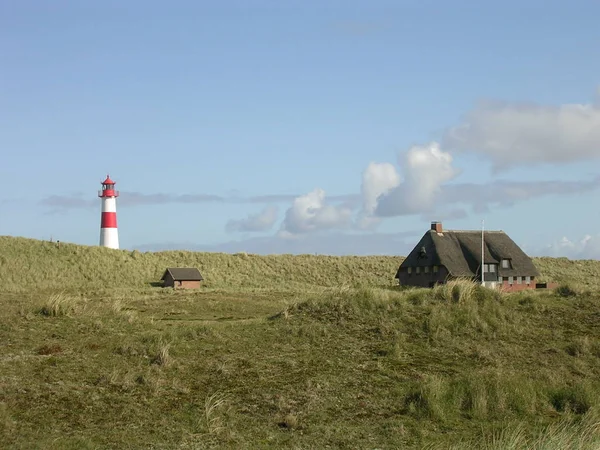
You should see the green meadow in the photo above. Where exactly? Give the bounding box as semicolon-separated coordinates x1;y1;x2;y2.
1;235;600;449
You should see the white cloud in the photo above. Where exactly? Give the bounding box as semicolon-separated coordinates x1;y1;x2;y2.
444;99;600;170
536;234;600;260
359;140;600;219
374;142;459;217
361;162;401;214
225;206;279;233
357;162;401;229
280;188;354;236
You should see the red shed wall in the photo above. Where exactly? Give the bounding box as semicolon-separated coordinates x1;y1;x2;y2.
177;280;201;289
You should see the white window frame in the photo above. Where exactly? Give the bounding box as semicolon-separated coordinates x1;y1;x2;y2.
517;276;522;284
416;267;421;274
424;266;430;273
433;265;439;273
508;276;513;284
502;259;510;269
525;276;531;285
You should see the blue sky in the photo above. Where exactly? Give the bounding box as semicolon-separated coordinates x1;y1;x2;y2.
2;0;600;257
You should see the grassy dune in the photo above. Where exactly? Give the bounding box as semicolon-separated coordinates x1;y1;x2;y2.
0;236;400;292
3;236;600;292
1;236;600;448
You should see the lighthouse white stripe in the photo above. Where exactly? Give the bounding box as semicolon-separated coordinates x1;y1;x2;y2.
101;197;117;213
100;228;119;249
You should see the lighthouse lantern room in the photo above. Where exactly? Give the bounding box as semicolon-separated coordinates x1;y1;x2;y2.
98;174;120;249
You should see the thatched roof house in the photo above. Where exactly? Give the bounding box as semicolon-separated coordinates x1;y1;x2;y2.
396;221;540;292
161;268;204;289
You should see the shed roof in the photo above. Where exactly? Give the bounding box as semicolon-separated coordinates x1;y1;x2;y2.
161;267;204;281
397;228;540;278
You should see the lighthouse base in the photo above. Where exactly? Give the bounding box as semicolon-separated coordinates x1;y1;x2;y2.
100;228;120;249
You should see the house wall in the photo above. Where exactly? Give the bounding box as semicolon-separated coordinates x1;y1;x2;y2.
498;278;536;293
399;266;548;292
398;266;450;288
163;273;175;288
498;280;559;292
177;280;201;289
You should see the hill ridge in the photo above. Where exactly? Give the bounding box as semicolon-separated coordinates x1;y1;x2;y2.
1;235;598;292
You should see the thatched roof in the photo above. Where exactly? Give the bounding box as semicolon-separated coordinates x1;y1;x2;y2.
161;267;204;281
396;228;540;278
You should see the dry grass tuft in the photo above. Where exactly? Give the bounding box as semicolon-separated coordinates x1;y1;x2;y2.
203;391;230;435
150;341;172;367
435;407;600;449
431;278;497;304
37;293;83;317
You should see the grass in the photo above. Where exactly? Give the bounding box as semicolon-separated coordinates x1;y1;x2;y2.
1;236;600;448
0;236;400;293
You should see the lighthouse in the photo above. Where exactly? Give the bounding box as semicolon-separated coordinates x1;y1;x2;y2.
98;174;120;249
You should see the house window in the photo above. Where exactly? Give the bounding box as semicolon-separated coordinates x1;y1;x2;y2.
489;264;497;273
433;265;439;273
508;276;513;284
424;266;430;273
416;267;421;274
407;267;412;274
483;264;489;273
498;276;503;283
502;259;510;269
517;276;522;284
525;276;531;285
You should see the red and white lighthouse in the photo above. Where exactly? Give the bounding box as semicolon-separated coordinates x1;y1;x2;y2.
98;174;120;249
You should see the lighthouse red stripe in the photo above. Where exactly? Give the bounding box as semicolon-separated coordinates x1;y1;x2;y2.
101;212;117;228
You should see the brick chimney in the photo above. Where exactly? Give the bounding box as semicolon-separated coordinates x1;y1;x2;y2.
431;221;442;233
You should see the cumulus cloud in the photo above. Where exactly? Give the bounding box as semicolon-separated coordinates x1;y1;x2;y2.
534;234;600;260
374;142;459;217
444;99;600;170
361;162;401;214
357;162;401;229
360;141;600;219
279;188;354;236
225;206;278;233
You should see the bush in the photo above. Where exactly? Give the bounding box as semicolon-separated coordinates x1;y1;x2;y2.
549;386;592;414
556;284;578;298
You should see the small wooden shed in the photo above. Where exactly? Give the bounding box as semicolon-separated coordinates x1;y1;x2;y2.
161;268;204;289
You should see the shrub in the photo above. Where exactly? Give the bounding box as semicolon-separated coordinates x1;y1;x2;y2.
549;386;591;414
556;284;578;298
